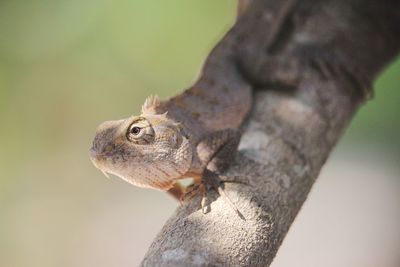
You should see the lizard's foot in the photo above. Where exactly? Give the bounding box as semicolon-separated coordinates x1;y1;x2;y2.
180;181;211;214
180;182;200;202
203;170;246;219
182;170;246;219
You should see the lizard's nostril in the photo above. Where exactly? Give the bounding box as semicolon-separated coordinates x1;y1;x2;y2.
103;144;114;154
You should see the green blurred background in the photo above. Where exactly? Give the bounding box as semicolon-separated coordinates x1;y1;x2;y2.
0;1;399;267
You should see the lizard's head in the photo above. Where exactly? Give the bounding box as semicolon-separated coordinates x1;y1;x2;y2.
89;96;192;190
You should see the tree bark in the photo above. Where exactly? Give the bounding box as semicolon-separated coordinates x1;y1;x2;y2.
141;0;400;266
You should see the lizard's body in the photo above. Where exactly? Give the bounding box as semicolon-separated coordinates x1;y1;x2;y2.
157;82;252;169
90;0;296;212
90;86;251;207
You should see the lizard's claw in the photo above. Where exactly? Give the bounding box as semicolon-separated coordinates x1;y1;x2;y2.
181;180;211;213
183;170;246;219
180;183;199;202
201;186;211;214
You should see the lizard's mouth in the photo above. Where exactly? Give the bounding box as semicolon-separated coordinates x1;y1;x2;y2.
89;147;111;178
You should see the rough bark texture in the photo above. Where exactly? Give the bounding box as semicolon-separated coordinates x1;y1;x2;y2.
141;0;400;266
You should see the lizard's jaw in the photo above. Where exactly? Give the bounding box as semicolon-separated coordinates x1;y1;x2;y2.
90;152;178;191
90;145;133;183
89;147;112;179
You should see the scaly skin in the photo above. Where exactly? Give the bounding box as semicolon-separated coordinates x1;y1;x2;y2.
90;94;248;211
89;0;297;213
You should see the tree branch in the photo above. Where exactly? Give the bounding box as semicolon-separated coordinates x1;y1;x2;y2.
141;0;400;266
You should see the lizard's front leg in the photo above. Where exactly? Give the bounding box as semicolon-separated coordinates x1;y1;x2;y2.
195;129;244;216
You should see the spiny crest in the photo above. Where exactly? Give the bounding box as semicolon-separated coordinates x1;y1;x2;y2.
141;94;182;130
141;95;161;115
144;111;182;132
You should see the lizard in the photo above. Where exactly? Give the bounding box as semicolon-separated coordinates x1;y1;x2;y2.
89;0;297;214
90;94;247;214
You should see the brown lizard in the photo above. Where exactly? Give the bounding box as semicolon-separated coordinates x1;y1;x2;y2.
89;0;296;214
90;94;248;214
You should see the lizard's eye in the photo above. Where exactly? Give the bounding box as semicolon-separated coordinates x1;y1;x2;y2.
127;124;145;140
127;119;154;144
130;126;142;135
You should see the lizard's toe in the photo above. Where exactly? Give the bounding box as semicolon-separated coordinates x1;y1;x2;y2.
182;181;212;214
180;183;200;202
201;186;211;214
181;170;245;219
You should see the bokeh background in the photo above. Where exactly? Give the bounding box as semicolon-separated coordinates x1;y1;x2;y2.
0;1;399;266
